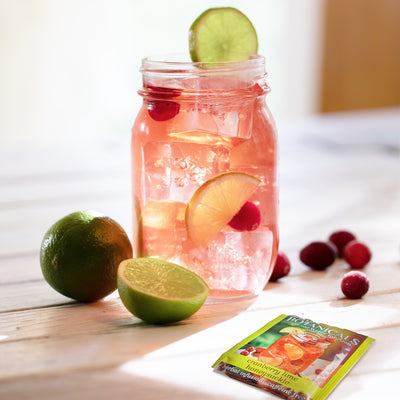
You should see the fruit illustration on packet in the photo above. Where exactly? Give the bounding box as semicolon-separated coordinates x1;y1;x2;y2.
213;315;375;400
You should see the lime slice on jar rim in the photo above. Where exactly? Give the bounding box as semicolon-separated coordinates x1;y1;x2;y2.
189;7;258;63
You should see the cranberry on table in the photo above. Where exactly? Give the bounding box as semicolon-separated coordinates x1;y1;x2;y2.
299;241;336;270
343;240;372;269
270;252;291;281
341;271;370;299
328;230;356;257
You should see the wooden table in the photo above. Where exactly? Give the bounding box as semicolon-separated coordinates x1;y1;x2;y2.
1;108;399;399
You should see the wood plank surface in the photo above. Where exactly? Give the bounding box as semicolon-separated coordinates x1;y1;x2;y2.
0;109;399;399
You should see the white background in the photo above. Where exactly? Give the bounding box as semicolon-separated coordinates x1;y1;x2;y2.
0;0;324;145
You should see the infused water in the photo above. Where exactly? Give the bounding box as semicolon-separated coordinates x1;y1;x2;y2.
131;55;278;302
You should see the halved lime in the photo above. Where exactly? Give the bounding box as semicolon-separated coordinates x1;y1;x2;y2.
117;258;209;324
189;7;258;63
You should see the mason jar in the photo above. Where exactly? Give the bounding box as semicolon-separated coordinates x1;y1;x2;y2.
131;54;278;303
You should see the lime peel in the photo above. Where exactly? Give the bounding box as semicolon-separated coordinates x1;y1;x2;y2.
40;210;133;302
117;258;209;324
185;172;260;247
189;7;258;63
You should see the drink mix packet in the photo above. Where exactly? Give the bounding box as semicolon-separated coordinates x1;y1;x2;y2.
212;314;375;400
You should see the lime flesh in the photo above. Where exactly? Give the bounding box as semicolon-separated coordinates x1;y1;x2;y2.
189;7;258;63
117;258;209;324
185;172;260;247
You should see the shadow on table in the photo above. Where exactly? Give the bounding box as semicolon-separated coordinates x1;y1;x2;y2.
0;366;251;400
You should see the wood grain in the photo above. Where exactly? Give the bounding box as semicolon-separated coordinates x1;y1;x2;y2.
0;110;399;399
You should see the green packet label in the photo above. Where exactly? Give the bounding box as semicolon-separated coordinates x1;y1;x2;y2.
212;315;375;400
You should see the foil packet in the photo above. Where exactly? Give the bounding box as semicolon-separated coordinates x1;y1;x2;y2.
212;314;375;400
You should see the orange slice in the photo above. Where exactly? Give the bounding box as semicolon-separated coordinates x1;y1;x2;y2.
258;356;283;367
284;343;304;360
185;172;260;247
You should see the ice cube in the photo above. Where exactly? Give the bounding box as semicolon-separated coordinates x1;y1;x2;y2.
143;138;231;202
209;101;253;139
168;141;231;202
167;103;218;135
141;199;185;229
181;229;274;291
140;200;187;259
143;142;172;200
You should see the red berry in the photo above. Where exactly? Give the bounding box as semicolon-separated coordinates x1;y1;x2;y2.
343;240;371;269
299;241;336;270
145;85;182;121
228;201;261;231
246;347;256;352
315;368;323;374
270;252;291;281
240;350;249;356
328;230;356;257
341;271;369;299
147;100;180;121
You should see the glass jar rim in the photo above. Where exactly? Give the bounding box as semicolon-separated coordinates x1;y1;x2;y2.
141;53;265;75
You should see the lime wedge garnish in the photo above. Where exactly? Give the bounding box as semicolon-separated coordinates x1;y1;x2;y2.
117;258;209;324
185;172;260;247
189;7;258;63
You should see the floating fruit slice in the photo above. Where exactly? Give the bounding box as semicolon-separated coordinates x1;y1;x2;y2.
185;172;260;247
117;258;209;324
284;343;304;360
189;7;258;63
279;327;305;335
258;356;283;367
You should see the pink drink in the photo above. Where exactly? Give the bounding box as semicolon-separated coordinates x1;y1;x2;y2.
131;55;278;303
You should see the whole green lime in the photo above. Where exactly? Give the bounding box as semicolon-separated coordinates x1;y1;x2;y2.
40;210;133;302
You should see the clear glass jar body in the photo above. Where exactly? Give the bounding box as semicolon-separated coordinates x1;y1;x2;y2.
131;55;278;303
